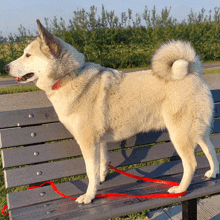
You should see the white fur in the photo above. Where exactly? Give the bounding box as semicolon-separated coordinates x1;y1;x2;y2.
172;59;189;80
6;21;219;204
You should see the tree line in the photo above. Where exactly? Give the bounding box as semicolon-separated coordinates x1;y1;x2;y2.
1;5;220;74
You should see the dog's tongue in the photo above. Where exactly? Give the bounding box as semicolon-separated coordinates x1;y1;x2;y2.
16;76;25;82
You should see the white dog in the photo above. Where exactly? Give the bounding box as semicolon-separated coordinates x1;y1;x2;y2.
4;19;219;204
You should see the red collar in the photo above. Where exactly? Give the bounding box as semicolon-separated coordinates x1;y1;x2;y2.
52;77;67;90
52;65;85;90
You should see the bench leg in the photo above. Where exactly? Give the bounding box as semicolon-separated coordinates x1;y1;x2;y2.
182;199;197;220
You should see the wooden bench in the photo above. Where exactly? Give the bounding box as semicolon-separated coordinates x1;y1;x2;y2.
1;89;220;220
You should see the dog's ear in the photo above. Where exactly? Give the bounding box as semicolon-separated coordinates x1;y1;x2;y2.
36;19;61;58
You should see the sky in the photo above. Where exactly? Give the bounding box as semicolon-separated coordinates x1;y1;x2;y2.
0;0;220;37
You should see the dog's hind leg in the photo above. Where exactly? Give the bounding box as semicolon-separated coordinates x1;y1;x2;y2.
165;121;197;193
76;144;101;204
198;134;219;178
168;135;197;194
100;142;110;183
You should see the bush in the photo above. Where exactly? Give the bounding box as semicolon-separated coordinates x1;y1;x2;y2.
1;5;220;73
0;41;28;75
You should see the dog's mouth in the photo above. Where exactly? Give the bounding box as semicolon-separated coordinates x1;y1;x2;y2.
15;73;35;82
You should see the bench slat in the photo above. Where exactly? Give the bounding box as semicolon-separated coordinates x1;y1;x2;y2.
1;118;219;149
212;89;220;102
0;122;73;148
1;140;121;168
125;117;219;146
10;172;220;220
214;103;220;117
4;157;86;188
1;140;80;168
125;130;170;147
4;135;220;188
0;107;58;128
214;118;220;133
7;153;220;211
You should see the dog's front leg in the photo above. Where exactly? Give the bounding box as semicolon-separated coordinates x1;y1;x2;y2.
76;144;100;204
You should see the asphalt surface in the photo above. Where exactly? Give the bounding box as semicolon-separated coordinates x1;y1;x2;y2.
0;64;219;112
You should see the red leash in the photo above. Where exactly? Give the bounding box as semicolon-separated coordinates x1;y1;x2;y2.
1;164;187;216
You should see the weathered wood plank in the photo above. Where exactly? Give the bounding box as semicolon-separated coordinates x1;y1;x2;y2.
1;140;80;168
214;103;220;117
4;157;86;188
0;122;73;148
213;118;220;133
0;107;58;128
211;89;220;102
1;141;122;168
125;130;170;147
1;117;219;150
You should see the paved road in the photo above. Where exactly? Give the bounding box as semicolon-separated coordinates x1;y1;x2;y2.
202;62;220;68
0;62;220;88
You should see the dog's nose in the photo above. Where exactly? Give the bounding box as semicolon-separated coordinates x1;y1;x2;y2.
3;65;10;74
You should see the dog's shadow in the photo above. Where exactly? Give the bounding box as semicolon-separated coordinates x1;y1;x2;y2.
109;130;181;180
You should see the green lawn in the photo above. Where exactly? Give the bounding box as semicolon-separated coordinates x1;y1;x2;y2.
203;67;220;74
0;85;40;95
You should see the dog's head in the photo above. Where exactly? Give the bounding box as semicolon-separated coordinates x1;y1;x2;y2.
4;20;85;91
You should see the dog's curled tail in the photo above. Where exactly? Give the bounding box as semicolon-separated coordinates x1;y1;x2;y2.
151;40;202;81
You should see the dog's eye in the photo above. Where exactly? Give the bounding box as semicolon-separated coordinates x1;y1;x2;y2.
26;53;31;57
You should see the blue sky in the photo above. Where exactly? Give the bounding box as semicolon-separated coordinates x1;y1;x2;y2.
0;0;220;37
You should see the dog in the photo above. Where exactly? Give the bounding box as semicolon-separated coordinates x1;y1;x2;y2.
4;19;219;204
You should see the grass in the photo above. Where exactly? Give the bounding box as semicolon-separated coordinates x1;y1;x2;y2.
0;85;40;95
203;67;220;74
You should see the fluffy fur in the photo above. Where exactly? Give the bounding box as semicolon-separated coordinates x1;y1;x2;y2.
4;20;219;204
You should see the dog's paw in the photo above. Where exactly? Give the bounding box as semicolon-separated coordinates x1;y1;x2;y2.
76;193;95;204
168;186;184;194
204;169;219;179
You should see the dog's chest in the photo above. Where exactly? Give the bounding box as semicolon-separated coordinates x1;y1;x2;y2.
48;92;75;117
